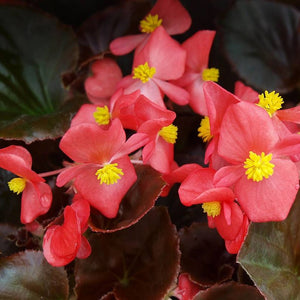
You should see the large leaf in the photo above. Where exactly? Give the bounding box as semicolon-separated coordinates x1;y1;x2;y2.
89;164;165;232
220;0;300;93
238;191;300;299
179;222;236;287
0;5;85;142
194;282;264;300
75;207;180;300
0;250;69;300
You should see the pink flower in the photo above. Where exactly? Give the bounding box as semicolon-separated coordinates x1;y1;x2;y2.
109;0;191;55
174;30;219;116
214;101;300;222
198;81;240;169
43;194;91;267
84;58;123;105
71;89;141;130
117;26;189;107
135;96;178;173
179;167;245;253
56;119;148;218
0;145;52;224
174;273;201;300
161;163;203;197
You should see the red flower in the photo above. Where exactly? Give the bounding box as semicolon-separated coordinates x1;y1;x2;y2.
199;81;240;170
135;96;178;173
174;30;219;116
179;167;246;253
71;89;141;130
109;0;191;55
84;58;123;105
43;194;91;267
214;101;300;222
117;26;189;107
0;146;52;224
57;119;148;218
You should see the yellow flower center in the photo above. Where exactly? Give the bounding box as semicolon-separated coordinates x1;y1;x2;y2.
93;105;111;125
257;91;283;117
8;177;26;194
198;116;213;142
202;68;219;82
202;201;221;217
95;163;124;185
159;124;178;144
140;14;163;33
244;151;274;182
132;62;156;83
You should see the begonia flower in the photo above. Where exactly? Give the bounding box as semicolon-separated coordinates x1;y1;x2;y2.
56;119;149;218
160;163;203;197
43;194;91;267
135;96;178;173
179;167;245;253
71;89;140;130
174;30;219;116
0;145;52;224
174;273;201;300
109;0;191;55
198;81;240;169
214;101;300;222
84;58;123;105
235;81;300;137
117;26;189;107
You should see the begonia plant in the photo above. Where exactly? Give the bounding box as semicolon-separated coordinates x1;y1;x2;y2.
0;0;299;299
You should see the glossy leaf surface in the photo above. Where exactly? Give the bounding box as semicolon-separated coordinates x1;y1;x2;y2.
220;0;300;92
89;164;165;232
0;5;84;142
0;250;69;299
238;192;300;299
75;207;180;300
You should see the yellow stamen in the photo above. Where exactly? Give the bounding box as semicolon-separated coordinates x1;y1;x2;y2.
257;91;283;117
140;14;163;33
202;68;219;82
95;163;124;185
8;177;26;194
198;116;213;142
159;124;178;144
132;62;156;83
202;201;221;217
93;106;110;125
244;151;274;182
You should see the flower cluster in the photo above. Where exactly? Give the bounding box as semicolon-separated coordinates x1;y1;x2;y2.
0;0;299;270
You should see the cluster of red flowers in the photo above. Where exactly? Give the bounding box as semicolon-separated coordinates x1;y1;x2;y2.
0;0;299;277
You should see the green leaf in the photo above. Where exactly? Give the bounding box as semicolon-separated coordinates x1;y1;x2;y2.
0;250;69;300
0;5;85;142
89;164;165;232
220;0;300;92
75;207;180;300
238;191;300;299
194;282;264;300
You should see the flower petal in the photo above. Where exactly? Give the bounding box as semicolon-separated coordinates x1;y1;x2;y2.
182;30;216;72
151;0;191;35
74;156;136;218
235;159;299;222
59;119;126;164
218;101;279;164
21;181;52;224
133;26;186;81
109;34;146;56
153;78;190;105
